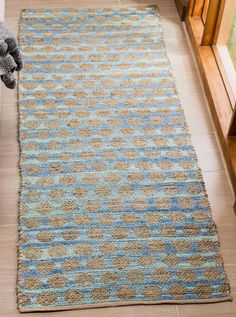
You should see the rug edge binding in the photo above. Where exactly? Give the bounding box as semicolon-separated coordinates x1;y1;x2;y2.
19;296;233;312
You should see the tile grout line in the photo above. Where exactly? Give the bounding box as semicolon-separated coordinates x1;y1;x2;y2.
176;304;180;317
225;264;236;266
0;223;18;228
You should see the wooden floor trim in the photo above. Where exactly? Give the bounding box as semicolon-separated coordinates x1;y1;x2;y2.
186;16;236;199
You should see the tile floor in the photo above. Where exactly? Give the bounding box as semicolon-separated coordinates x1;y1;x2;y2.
0;0;236;316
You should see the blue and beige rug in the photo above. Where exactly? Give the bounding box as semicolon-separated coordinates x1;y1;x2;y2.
18;5;231;312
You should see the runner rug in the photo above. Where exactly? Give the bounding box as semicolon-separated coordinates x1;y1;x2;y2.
17;5;231;312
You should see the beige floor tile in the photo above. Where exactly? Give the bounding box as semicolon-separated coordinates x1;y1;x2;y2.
188;130;225;173
191;133;220;152
0;140;18;156
210;198;235;214
196;149;224;172
0;128;18;140
162;17;186;39
6;0;120;17
1;84;17;106
120;0;175;7
120;0;177;18
164;38;190;57
185;113;214;133
190;134;225;174
215;218;236;265
202;171;234;200
0;179;19;224
0;104;17;125
175;85;209;115
3;17;19;35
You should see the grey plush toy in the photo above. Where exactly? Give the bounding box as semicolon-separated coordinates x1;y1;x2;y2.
0;22;23;89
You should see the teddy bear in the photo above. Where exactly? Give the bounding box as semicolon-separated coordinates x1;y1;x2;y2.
0;22;23;89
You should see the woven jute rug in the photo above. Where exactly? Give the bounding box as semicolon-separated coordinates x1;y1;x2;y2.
17;5;232;312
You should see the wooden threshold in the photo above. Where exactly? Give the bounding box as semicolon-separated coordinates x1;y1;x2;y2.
186;16;236;202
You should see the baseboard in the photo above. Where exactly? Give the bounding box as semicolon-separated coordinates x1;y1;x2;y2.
174;0;187;20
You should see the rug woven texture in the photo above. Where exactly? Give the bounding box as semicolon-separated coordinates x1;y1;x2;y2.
18;6;231;312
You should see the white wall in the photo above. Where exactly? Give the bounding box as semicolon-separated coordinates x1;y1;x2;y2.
0;0;5;21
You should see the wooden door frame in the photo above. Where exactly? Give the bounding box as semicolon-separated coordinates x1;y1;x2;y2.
185;0;236;208
214;0;236;135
